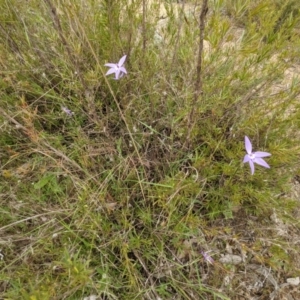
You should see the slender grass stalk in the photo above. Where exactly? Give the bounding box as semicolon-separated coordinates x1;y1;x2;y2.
185;0;208;149
142;0;147;52
171;1;186;72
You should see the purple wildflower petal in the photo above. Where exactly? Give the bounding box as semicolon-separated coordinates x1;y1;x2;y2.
243;135;271;174
254;151;271;158
249;160;255;175
104;63;117;68
253;158;270;169
104;55;127;80
243;154;250;163
106;68;116;76
201;251;214;264
62;107;74;116
115;69;121;80
118;55;127;67
119;66;127;74
244;136;252;155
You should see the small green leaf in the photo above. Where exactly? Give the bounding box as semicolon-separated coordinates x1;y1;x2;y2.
34;174;54;189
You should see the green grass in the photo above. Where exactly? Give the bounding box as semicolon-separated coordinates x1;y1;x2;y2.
1;0;300;299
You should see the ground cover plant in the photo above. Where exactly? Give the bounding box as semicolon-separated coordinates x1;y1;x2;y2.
1;0;300;299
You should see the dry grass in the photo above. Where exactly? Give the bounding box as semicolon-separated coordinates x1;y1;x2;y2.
1;0;300;299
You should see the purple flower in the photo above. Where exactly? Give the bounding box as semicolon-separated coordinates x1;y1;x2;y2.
201;251;214;264
104;55;127;80
62;107;74;116
243;136;271;175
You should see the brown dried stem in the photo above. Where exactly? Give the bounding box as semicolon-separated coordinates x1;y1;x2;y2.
142;0;147;52
185;0;208;150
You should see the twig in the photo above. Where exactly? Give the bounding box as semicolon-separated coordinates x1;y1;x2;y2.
142;0;147;52
171;0;186;68
185;0;208;149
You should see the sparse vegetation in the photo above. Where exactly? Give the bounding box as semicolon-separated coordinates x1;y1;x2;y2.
1;0;300;299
